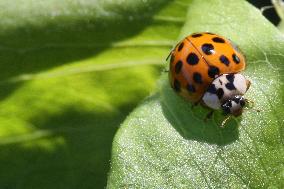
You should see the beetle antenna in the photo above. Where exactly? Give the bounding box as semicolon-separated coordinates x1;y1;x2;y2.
244;99;261;112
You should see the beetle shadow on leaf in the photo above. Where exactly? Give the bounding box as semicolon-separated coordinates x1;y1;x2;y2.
160;79;240;146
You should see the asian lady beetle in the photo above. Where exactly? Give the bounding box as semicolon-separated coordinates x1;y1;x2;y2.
168;32;250;119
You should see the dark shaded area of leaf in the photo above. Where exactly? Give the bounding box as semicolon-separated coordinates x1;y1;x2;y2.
0;103;135;188
0;0;170;99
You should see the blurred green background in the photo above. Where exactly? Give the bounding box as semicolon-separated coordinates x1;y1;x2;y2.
0;0;280;189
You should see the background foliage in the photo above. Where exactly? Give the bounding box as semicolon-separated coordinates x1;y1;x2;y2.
0;0;175;188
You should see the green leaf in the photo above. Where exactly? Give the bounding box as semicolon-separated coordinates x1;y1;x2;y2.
108;0;284;188
0;0;188;188
278;21;284;32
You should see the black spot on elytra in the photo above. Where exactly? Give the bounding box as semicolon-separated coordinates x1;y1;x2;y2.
173;79;181;92
225;82;236;90
232;53;240;64
219;79;223;85
207;84;217;94
202;43;214;55
187;53;199;65
193;72;203;84
216;88;224;99
178;42;184;51
212;37;225;43
220;55;230;66
191;33;203;38
187;84;196;93
175;61;183;74
208;66;220;78
226;74;235;83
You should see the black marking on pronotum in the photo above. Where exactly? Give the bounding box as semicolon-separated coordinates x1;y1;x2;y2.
201;43;215;55
225;82;236;90
175;60;183;74
216;88;224;99
187;53;199;65
207;84;217;94
219;79;223;85
226;74;235;83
